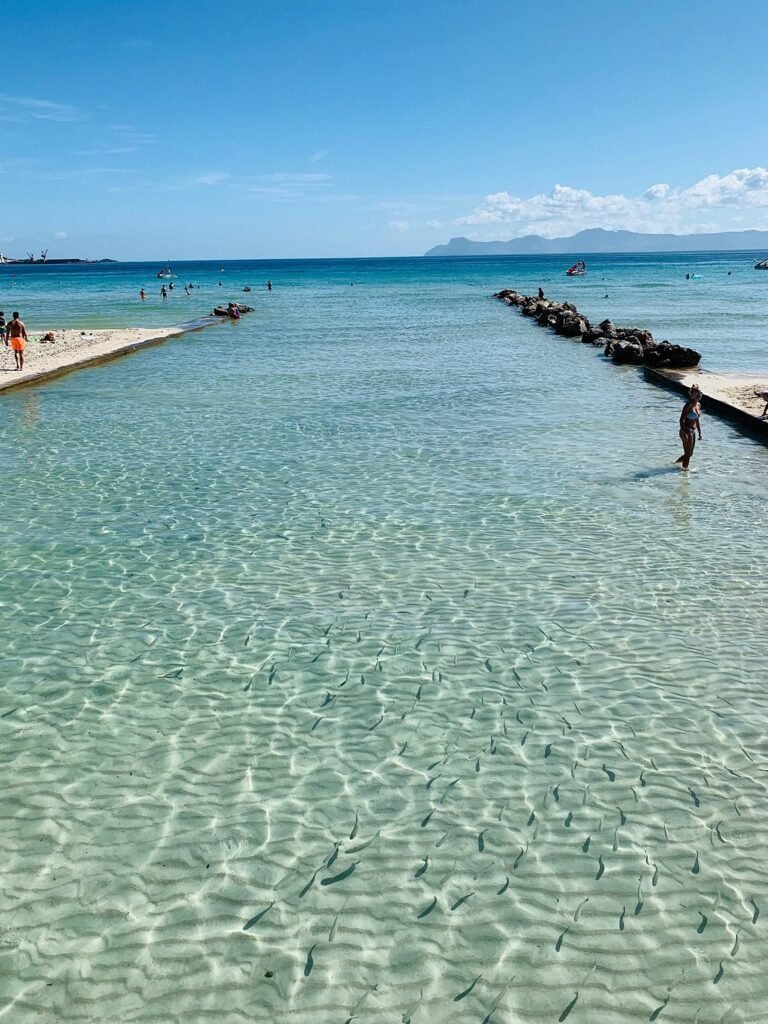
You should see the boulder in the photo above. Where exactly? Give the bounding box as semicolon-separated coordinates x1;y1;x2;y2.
582;328;605;346
644;342;701;369
213;302;253;316
610;340;645;364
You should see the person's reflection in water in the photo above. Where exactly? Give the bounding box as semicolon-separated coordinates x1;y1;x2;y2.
21;392;40;429
670;474;692;528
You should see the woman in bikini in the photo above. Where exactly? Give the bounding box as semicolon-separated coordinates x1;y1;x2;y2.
676;385;702;469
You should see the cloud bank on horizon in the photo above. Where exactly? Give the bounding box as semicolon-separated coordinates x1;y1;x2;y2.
456;168;768;239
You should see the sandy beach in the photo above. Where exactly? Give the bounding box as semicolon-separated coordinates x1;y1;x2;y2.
660;368;768;421
0;324;198;392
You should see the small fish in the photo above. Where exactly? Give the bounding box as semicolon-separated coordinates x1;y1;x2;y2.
652;863;659;887
573;897;589;922
243;902;274;931
304;944;315;977
475;757;481;773
329;909;344;937
596;855;605;880
555;927;569;952
485;659;493;673
564;812;573;828
348;831;380;854
311;718;322;733
749;896;760;923
582;836;590;854
451;891;475;911
558;992;578;1022
634;899;643;916
368;715;383;731
713;961;724;984
618;808;627;826
469;706;476;719
714;821;727;844
415;856;429;878
0;707;18;719
649;995;669;1021
497;876;509;895
513;845;527;870
489;736;497;755
731;929;741;957
688;787;700;808
417;896;437;919
692;852;700;875
697;912;707;934
454;974;481;1002
639;770;646;787
544;744;553;758
478;829;488;852
618;906;626;931
602;764;615;782
320;692;334;708
350;812;359;840
299;869;319;897
398;741;408;756
427;758;443;771
421;809;435;828
612;829;619;853
321;862;358;887
416;685;422;701
426;774;441;790
552;785;560;802
435;829;451;848
527;810;536;827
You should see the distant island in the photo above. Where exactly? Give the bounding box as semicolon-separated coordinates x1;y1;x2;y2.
424;228;768;257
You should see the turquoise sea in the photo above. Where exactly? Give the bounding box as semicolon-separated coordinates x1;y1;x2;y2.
1;253;768;1023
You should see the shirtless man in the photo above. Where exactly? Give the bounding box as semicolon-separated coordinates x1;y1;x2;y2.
7;311;27;371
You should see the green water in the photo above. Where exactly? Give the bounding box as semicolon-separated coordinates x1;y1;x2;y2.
1;257;767;1022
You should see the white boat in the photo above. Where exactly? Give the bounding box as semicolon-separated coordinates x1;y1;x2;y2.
157;267;174;279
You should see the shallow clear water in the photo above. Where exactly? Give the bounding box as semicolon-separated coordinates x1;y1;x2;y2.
1;257;768;1022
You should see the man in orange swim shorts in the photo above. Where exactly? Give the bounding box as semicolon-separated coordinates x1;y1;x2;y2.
7;311;28;371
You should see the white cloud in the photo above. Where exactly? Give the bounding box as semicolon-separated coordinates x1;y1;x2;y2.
0;93;83;123
457;168;768;237
192;172;231;186
53;231;67;239
388;220;410;233
308;149;328;163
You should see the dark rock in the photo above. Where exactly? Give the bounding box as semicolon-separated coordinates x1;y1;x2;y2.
582;328;605;345
213;303;253;316
644;342;701;369
610;340;645;364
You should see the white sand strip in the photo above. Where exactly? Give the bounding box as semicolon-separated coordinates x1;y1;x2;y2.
645;367;768;429
0;320;219;393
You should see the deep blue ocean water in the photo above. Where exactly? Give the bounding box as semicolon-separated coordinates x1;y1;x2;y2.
1;253;767;1022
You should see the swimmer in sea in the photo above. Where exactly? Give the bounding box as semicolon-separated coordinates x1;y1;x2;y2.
675;385;703;469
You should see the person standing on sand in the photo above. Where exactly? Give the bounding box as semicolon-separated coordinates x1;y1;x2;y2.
0;311;6;345
7;312;28;371
676;385;703;469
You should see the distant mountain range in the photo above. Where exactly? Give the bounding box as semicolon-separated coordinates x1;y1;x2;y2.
424;228;768;257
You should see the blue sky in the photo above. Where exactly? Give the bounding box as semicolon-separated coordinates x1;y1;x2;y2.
2;0;768;259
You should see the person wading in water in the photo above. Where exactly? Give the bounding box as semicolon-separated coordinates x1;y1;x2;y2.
676;384;703;469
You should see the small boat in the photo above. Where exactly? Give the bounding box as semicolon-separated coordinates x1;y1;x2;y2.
754;259;768;270
157;267;174;279
566;260;587;276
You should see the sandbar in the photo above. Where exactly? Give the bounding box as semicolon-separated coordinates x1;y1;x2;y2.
0;320;217;393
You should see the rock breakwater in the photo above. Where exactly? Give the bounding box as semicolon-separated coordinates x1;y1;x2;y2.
493;289;701;369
